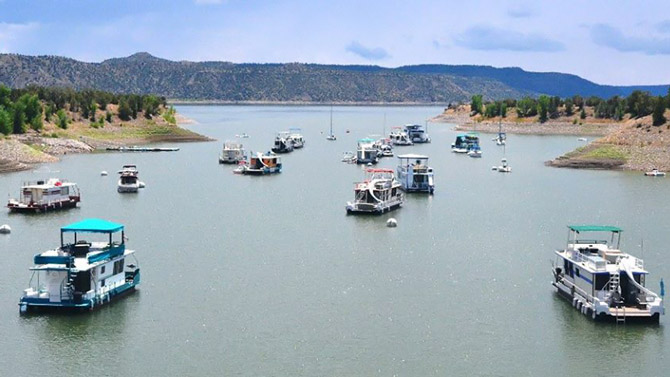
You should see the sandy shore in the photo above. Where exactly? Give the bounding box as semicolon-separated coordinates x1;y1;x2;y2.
431;113;620;136
0;114;211;174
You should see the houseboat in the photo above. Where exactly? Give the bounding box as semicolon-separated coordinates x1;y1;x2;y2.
552;225;664;323
219;141;246;164
271;131;294;153
346;169;404;214
405;124;431;143
117;165;142;193
396;154;434;194
452;133;479;153
289;128;305;148
356;138;380;165
234;152;282;175
8;178;81;213
18;218;140;314
389;127;413;146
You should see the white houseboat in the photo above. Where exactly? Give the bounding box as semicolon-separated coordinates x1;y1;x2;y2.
289;128;305;148
219;141;246;164
396;154;434;194
8;178;81;213
552;225;664;323
117;165;142;193
19;218;140;314
234;152;282;175
389;127;413;146
346;169;404;214
272;131;294;153
356;138;380;165
404;124;431;143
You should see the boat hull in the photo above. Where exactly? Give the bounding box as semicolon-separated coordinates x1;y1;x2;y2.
19;271;140;314
8;197;80;213
346;200;403;215
552;280;661;324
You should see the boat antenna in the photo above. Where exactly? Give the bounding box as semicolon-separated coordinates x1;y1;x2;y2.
383;112;386;136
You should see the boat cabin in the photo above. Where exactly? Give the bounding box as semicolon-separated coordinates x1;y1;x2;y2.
19;219;140;313
396;154;434;194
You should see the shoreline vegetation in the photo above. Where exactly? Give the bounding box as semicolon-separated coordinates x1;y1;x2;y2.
431;91;670;171
0;86;211;174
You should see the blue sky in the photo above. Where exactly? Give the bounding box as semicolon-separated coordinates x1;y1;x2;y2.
1;0;669;85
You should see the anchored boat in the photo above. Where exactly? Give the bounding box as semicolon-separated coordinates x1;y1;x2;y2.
18;219;140;314
389;127;413;146
289;128;305;149
271;131;294;154
404;124;431;143
219;141;246;164
452;133;479;153
117;165;142;193
396;154;434;194
234;152;282;175
552;225;664;323
644;168;666;177
356;138;380;165
8;178;80;213
346;169;404;214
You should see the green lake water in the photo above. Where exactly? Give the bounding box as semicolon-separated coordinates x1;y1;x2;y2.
0;105;668;376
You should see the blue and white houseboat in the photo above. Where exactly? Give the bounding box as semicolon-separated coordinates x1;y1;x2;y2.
552;225;664;323
404;124;431;143
396;154;434;194
451;133;479;153
356;138;380;165
19;219;140;314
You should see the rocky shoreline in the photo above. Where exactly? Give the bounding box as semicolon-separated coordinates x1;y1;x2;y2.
0;120;211;174
432;106;670;172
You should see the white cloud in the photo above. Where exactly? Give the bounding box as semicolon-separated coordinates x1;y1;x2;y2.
0;22;39;53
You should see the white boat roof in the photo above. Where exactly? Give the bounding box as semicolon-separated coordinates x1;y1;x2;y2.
23;179;76;189
397;154;429;159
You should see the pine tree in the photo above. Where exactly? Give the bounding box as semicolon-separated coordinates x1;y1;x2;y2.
652;96;666;126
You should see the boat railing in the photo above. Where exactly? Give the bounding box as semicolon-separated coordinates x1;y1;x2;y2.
569;250;600;270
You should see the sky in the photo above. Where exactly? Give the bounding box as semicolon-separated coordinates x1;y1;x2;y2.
0;0;669;86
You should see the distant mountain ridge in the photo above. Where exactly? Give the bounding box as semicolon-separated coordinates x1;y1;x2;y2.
0;52;667;102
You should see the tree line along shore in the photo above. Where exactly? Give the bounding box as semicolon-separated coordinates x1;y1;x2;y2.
431;91;670;171
0;85;210;173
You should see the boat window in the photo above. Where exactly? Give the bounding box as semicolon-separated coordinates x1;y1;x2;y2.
60;187;69;195
101;266;106;274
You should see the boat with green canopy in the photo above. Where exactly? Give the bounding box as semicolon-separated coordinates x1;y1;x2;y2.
19;218;140;314
551;225;664;323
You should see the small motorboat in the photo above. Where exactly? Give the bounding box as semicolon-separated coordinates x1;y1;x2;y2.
644;168;666;177
118;165;142;193
577;137;588;142
342;151;357;164
0;224;10;234
492;158;512;173
468;145;482;158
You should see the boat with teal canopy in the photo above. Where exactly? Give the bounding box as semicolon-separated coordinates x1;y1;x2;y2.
551;224;663;323
19;218;140;314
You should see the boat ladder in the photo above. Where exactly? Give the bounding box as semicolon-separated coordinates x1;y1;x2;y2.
608;273;620;293
614;306;626;324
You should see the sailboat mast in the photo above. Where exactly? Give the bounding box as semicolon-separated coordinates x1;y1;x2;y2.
330;105;333;135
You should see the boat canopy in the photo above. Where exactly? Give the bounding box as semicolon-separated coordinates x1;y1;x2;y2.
397;154;428;160
61;218;124;234
568;225;622;233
